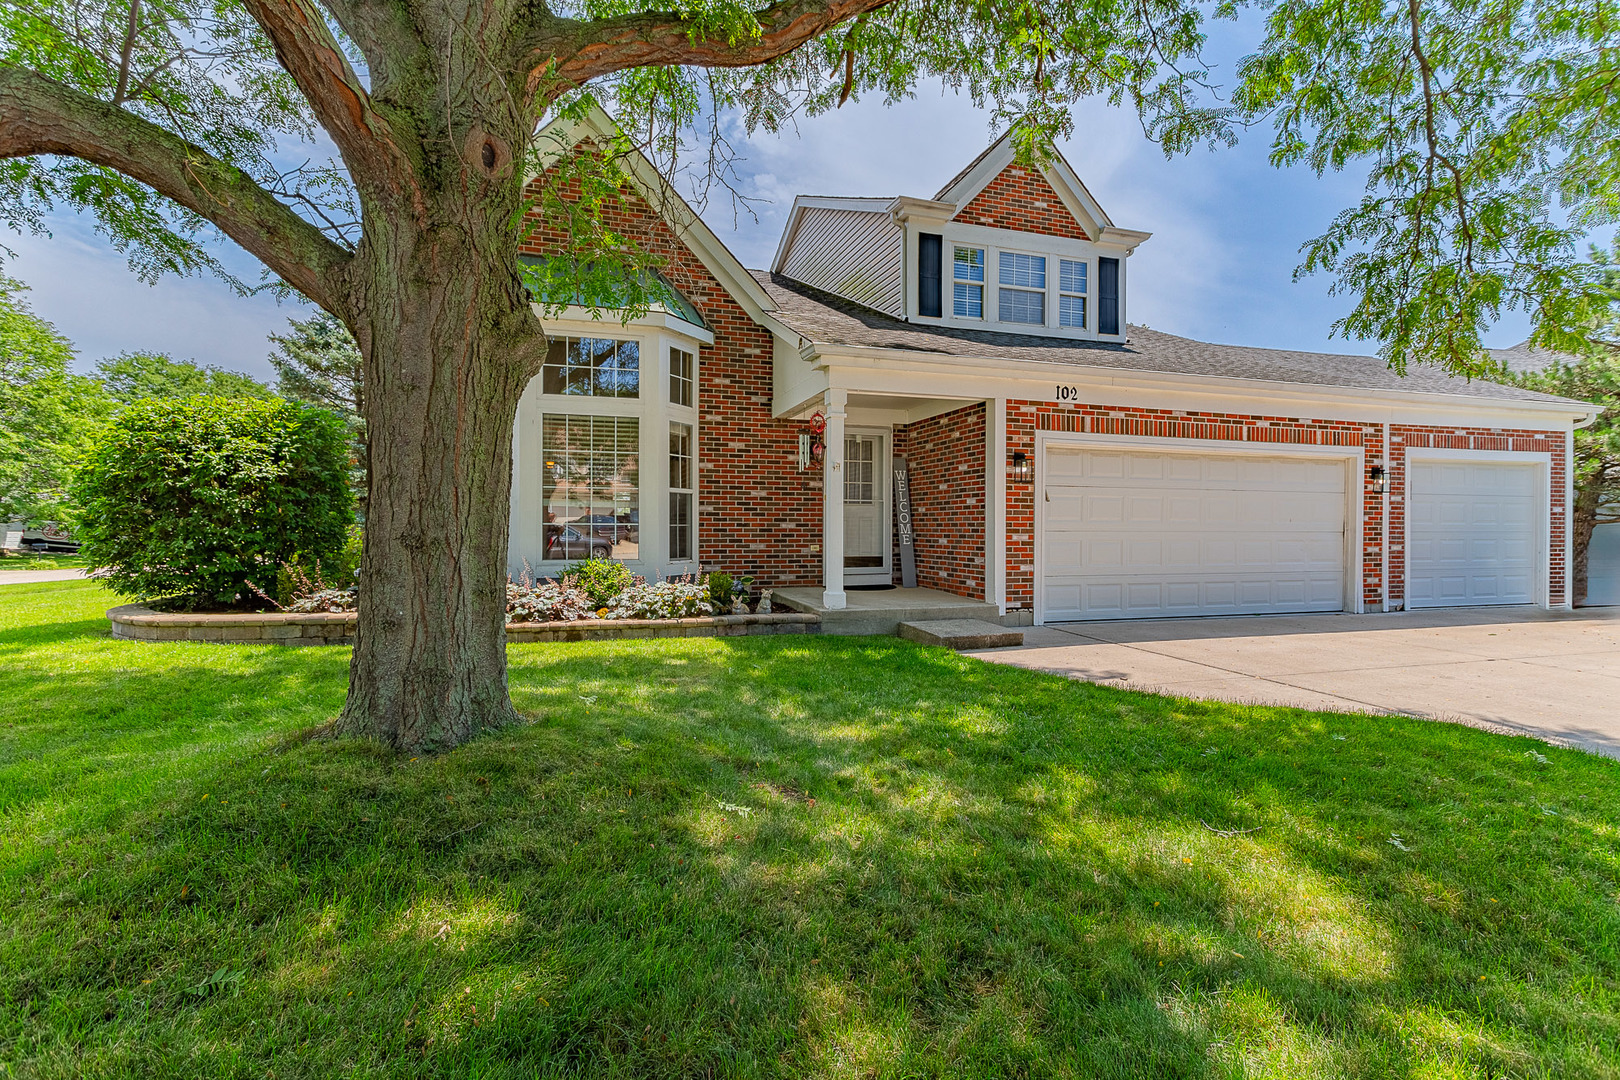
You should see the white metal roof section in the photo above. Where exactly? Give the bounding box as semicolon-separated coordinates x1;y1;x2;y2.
772;196;904;317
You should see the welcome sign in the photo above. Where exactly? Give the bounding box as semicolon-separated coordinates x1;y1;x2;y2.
892;456;917;588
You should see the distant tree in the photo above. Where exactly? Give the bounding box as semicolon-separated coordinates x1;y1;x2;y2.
96;351;273;405
269;312;365;508
0;276;110;528
1511;249;1620;606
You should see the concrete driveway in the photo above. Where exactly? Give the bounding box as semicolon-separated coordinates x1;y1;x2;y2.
970;607;1620;758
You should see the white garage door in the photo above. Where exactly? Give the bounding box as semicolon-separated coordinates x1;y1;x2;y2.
1407;460;1538;608
1041;446;1348;621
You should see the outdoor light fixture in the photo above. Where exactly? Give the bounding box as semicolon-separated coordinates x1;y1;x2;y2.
1369;463;1388;495
1010;451;1033;484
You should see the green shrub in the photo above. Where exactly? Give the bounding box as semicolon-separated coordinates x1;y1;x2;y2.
73;396;353;608
561;557;633;609
705;570;754;608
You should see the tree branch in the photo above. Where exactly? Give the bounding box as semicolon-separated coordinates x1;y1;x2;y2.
238;0;422;211
519;0;897;100
0;65;352;311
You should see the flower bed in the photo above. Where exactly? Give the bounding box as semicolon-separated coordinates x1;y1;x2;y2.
106;604;818;645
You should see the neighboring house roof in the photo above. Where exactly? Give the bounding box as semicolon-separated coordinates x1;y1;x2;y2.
1487;340;1575;375
754;271;1586;407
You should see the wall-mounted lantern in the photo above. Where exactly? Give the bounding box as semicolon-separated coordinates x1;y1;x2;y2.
1369;462;1388;495
1009;450;1034;484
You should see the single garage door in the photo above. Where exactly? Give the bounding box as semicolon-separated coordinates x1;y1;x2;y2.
1042;446;1348;621
1407;460;1538;607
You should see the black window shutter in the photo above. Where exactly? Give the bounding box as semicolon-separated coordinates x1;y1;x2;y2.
1098;257;1120;335
918;233;943;318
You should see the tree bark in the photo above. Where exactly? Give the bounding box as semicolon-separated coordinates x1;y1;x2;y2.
1571;474;1603;607
332;117;543;751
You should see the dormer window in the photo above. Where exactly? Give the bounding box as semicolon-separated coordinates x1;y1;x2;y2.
952;246;985;318
1059;259;1088;329
998;252;1046;325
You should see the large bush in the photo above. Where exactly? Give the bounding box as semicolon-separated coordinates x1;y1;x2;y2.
74;396;352;608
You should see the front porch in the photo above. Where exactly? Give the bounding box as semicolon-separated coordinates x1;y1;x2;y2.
774;586;1024;636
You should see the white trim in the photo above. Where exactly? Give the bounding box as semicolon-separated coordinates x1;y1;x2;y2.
1565;428;1576;609
841;426;892;585
988;398;1007;613
1030;430;1365;625
1404;447;1554;610
1380;421;1391;612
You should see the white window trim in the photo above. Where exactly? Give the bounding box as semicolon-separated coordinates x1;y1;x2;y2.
995;247;1048;328
512;320;704;578
1057;257;1088;329
951;244;986;321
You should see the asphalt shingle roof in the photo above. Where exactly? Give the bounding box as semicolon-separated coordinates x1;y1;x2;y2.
753;271;1584;407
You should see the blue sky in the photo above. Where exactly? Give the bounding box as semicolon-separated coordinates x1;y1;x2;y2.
4;80;1538;383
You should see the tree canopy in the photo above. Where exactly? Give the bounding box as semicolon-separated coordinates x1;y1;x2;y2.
96;350;274;404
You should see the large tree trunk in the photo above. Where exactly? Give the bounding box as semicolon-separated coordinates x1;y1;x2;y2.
333;142;542;751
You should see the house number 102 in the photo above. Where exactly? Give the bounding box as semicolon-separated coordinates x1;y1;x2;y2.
1054;385;1081;401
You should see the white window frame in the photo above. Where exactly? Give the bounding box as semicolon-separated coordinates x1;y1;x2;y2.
514;316;707;577
952;245;985;320
1058;258;1088;329
996;248;1048;327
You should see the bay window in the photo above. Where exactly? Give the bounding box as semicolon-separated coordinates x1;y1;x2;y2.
540;414;640;561
542;337;640;397
669;422;693;560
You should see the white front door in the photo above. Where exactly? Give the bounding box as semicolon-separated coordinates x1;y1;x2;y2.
1041;445;1349;621
843;431;890;585
1407;460;1539;607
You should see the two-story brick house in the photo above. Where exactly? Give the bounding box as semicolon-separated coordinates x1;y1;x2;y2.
511;107;1598;625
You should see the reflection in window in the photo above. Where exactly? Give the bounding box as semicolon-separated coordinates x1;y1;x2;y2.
844;437;875;504
669;422;693;560
541;337;640;397
541;415;639;561
670;347;693;407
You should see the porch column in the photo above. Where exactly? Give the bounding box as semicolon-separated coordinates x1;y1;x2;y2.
822;387;848;610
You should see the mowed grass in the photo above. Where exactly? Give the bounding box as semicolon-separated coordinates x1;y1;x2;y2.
0;552;85;570
1;580;1618;1078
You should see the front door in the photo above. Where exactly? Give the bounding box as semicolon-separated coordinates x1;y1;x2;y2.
843;431;890;585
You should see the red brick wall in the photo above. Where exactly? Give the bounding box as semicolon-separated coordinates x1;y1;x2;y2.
953;165;1089;240
519;173;824;589
1002;400;1568;613
894;404;987;600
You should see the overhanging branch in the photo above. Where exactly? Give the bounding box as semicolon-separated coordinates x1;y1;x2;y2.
0;65;352;311
519;0;896;100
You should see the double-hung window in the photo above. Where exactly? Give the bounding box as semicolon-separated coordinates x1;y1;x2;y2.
952;246;985;319
998;252;1046;325
668;422;693;561
540;414;640;561
1058;259;1087;329
669;346;693;407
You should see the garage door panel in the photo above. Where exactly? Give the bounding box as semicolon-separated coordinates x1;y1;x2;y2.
1407;460;1539;608
1042;446;1348;621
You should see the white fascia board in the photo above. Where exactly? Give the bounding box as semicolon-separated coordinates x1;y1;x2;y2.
890;196;956;225
531;105;795;343
804;343;1595;427
1042;147;1114;233
1097;227;1153;253
537;305;716;345
937;134;1114;242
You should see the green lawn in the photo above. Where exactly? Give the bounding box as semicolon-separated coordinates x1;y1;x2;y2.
0;551;85;570
1;579;1617;1078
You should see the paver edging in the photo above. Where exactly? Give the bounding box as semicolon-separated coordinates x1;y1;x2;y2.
107;604;820;645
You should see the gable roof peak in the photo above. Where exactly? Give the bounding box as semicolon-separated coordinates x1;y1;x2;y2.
932;128;1119;240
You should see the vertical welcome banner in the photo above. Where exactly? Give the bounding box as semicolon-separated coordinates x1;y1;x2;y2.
893;456;917;588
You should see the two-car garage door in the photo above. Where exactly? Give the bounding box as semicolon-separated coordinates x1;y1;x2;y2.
1041;446;1348;621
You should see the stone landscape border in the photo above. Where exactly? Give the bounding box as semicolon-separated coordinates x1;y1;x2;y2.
107;604;819;645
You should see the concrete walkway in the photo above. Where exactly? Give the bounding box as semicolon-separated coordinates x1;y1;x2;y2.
0;568;87;585
968;606;1620;758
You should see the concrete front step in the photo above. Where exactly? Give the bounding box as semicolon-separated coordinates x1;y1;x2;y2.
898;619;1025;650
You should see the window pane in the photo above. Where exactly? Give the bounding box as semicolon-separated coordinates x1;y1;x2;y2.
669;347;693;407
999;252;1046;289
1059;294;1087;328
1060;259;1087;295
952;282;983;319
538;337;641;399
844;437;875;504
953;246;985;283
541;414;639;560
999;288;1045;324
669;422;691;491
669;492;692;561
